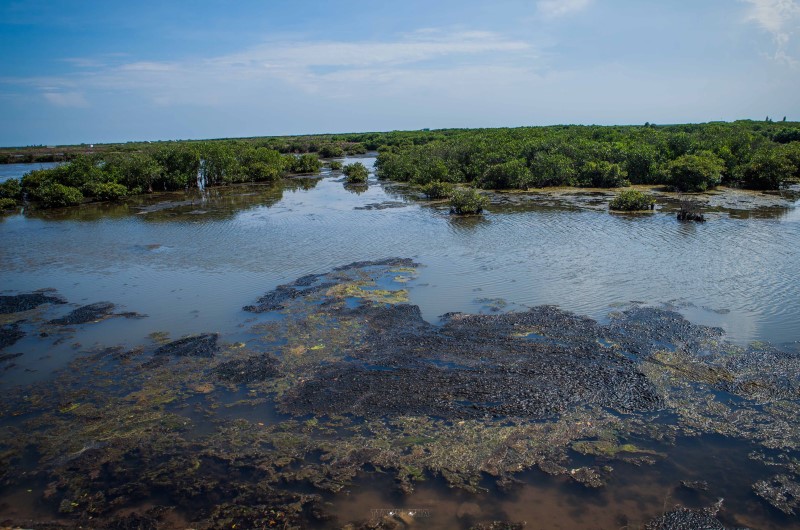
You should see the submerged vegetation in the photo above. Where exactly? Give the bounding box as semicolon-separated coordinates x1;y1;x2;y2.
3;260;800;527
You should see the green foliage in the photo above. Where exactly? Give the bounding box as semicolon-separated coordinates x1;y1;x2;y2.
292;154;321;174
319;144;344;158
773;128;800;144
530;153;577;187
738;148;796;190
421;180;454;199
0;197;18;210
480;159;532;189
0;178;22;201
667;152;725;192
343;162;369;183
29;182;84;208
153;144;200;190
580;161;630;188
449;188;489;215
345;143;367;155
609;189;656;211
329;160;343;171
81;181;129;201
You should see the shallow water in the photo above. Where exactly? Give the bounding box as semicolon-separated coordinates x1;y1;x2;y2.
1;157;800;527
0;162;61;183
1;157;798;362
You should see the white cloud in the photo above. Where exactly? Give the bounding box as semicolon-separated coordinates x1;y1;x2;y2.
537;0;593;19
742;0;800;65
7;29;536;107
41;91;89;108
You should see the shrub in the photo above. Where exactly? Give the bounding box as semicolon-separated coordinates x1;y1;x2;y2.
329;160;343;171
80;181;129;201
667;152;725;192
421;180;454;199
319;144;345;158
345;143;367;155
449;188;489;215
0;197;18;210
480;159;532;189
738;149;795;190
0;178;22;201
30;182;83;208
292;154;321;174
343;162;369;183
609;189;656;211
580;161;630;188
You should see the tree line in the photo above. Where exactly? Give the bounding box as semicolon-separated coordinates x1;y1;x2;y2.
374;121;800;193
2;121;799;210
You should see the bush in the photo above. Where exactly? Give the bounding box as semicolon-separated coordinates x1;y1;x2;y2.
0;197;18;210
738;149;795;190
480;159;532;189
346;143;368;155
667;152;725;192
421;180;454;199
609;189;656;211
30;182;84;208
319;144;345;158
343;162;369;183
80;181;129;201
449;188;489;215
580;161;630;188
329;160;343;171
0;178;22;201
292;154;321;174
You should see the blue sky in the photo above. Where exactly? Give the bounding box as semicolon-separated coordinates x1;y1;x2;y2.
1;0;799;146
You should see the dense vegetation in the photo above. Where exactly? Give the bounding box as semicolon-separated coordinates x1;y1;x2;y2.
3;120;799;210
3;142;323;209
374;121;800;193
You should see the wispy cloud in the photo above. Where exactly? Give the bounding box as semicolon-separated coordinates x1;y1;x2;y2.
42;91;89;108
5;29;536;107
742;0;800;65
537;0;593;19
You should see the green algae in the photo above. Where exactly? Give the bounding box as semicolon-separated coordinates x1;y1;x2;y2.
3;260;800;527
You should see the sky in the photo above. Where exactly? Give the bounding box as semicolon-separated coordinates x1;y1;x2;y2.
0;0;799;146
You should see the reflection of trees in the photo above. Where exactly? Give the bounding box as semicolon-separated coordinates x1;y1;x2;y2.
447;213;491;233
24;183;287;223
284;177;321;192
343;183;369;195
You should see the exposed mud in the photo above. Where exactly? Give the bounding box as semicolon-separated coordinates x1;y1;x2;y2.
1;259;800;529
644;501;737;530
153;333;220;358
0;291;66;314
0;322;24;349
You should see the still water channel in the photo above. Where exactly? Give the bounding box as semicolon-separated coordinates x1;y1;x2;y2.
1;156;799;528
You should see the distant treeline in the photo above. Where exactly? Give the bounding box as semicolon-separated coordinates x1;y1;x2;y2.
2;121;799;210
375;121;800;193
0;141;331;209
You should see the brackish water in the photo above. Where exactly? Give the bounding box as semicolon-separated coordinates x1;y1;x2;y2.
1;156;800;528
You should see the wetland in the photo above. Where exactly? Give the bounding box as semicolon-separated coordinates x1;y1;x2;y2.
1;154;800;529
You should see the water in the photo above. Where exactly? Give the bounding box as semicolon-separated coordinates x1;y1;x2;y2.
2;157;798;356
2;157;800;527
0;162;62;183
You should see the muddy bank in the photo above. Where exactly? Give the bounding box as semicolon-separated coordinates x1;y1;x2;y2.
1;259;799;528
483;184;800;219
